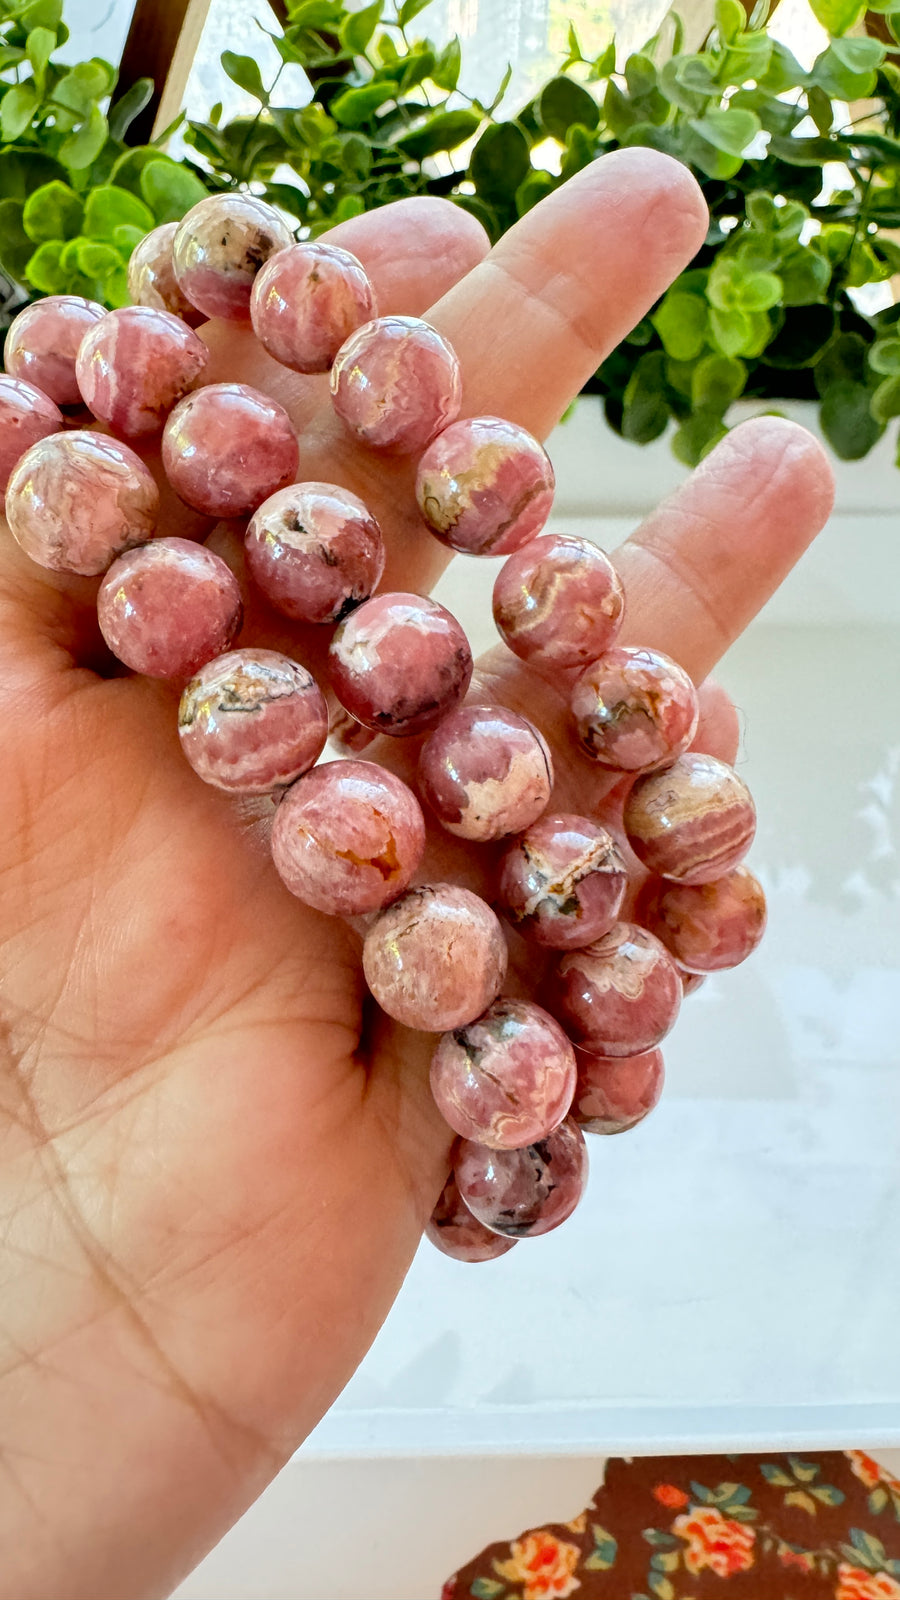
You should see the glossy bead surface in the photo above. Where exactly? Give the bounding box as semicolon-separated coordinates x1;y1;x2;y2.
5;430;157;575
172;194;293;322
426;1173;518;1263
624;753;757;885
162;383;298;518
363;884;508;1032
245;481;384;624
634;865;767;973
271;760;425;916
430;998;576;1149
250;241;376;373
572;1047;665;1136
0;378;64;494
498;813;627;950
76;306;208;437
546;921;681;1057
418;704;553;842
571;646;699;772
416;415;555;556
492;533;625;670
178;648;328;794
329;591;472;737
127;222;205;324
97;537;242;678
454;1118;588;1239
4;295;105;406
330;315;461;453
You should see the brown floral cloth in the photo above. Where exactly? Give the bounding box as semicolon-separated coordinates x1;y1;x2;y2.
441;1452;900;1600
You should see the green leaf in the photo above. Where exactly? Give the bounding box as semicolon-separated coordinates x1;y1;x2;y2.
820;380;884;459
470;120;530;203
739;269;781;311
470;1579;505;1599
74;237;120;277
672;408;728;465
515;168;554;216
83;184;154;240
814;331;869;393
431;36;460;91
395;107;480;160
0;197;33;281
26;25;55;94
287;0;343;24
113;223;146;253
810;1485;845;1505
560;121;598;179
54;59;115;117
22;179;83;242
331;80;397;127
586;1525;617;1571
868;1486;890;1514
812;38;884;99
622;350;669;443
398;0;432;23
716;0;745;43
649;1576;675;1600
650;1549;681;1573
59;102;108;171
221;51;268;101
642;1530;681;1548
710;305;752;354
689;106;759;157
808;0;865;32
692;352;746;408
777;247;831;305
19;0;62;26
868;337;900;376
1;82;38;142
138;158;208;224
652;291;708;360
590;39;616;80
108;78;153;142
538;75;599;140
24;238;67;293
807;84;832;136
340;0;382;53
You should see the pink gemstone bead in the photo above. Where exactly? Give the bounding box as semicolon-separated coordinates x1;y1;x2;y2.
97;537;242;678
430;998;576;1150
416;415;555;556
5;430;158;575
624;753;757;885
546;921;682;1057
245;481;385;624
571;646;699;772
172;194;293;322
454;1117;588;1239
271;760;426;916
363;884;508;1032
498;813;627;950
250;241;376;373
0;377;63;494
75;306;208;438
4;295;105;407
127;222;205;325
634;865;767;973
330;315;461;453
329;591;473;737
178;648;328;794
426;1173;518;1263
162;383;298;518
572;1047;665;1136
418;704;553;842
492;534;625;670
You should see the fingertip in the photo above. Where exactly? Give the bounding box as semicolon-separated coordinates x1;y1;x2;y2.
325;196;491;315
591;146;709;266
723;414;836;526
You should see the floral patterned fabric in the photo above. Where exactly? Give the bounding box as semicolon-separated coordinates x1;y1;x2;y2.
441;1452;900;1600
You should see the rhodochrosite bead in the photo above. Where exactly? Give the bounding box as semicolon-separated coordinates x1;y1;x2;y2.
546;921;681;1057
363;884;508;1032
571;646;699;772
5;430;158;574
624;753;757;884
162;384;298;518
328;592;472;737
330;315;461;452
430;998;576;1149
76;306;208;437
0;378;63;493
498;813;627;950
426;1173;518;1263
245;482;384;624
418;704;553;842
271;760;425;916
127;223;204;324
172;194;293;322
416;415;555;556
454;1118;588;1239
634;866;767;973
178;648;328;794
4;295;105;406
492;533;625;670
97;537;242;678
251;241;376;373
572;1047;665;1136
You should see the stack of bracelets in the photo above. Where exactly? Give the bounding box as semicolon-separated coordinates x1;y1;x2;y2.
0;193;766;1265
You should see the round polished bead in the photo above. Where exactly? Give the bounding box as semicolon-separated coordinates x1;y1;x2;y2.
454;1118;588;1239
571;646;699;772
127;222;205;325
426;1173;518;1263
572;1047;665;1136
178;648;328;794
418;704;553;842
75;306;208;438
546;921;681;1057
271;760;425;916
5;430;158;575
430;998;576;1149
492;533;625;670
245;481;384;624
329;591;472;737
329;315;461;453
250;241;376;373
624;753;757;885
0;377;64;494
363;884;508;1032
97;537;242;678
162;383;298;518
4;295;105;406
498;813;627;950
172;194;293;322
416;415;555;556
634;865;767;973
